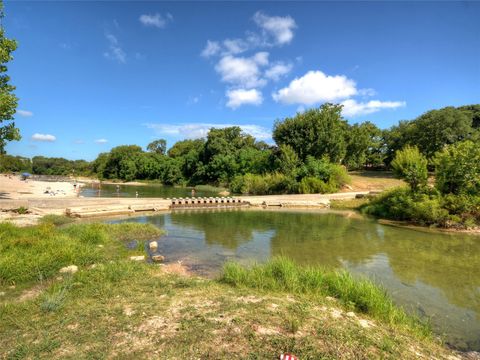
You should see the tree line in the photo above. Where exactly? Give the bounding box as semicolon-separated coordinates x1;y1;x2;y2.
1;103;479;194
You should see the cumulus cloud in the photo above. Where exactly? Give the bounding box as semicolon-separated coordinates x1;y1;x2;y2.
253;11;297;45
139;13;173;28
341;99;406;117
215;52;269;88
146;122;271;140
31;133;56;142
95;139;108;144
272;70;358;105
201;40;221;58
17;109;33;117
200;11;297;57
103;32;126;64
226;88;263;109
264;62;292;81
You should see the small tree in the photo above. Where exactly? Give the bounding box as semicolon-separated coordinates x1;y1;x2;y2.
434;140;480;195
147;139;167;155
391;145;428;192
0;3;19;154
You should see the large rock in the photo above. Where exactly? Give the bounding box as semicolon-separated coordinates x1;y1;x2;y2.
59;265;78;274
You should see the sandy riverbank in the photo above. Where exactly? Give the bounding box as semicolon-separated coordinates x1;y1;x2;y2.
0;174;83;200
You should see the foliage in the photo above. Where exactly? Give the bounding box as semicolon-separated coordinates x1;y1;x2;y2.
390;146;428;192
31;156;91;176
299;156;350;189
344;121;384;169
0;3;19;154
273;103;348;163
434;140;480;196
361;187;480;228
230;172;295;195
298;176;336;194
0;154;31;172
146;139;167;155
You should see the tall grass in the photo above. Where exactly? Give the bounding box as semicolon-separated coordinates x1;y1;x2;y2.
0;222;162;285
220;257;429;337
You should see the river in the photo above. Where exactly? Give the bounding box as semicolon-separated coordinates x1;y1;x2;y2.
110;208;480;351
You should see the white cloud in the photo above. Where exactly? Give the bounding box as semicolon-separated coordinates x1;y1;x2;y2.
253;11;297;45
17;109;33;117
264;62;292;81
146;123;271;140
226;89;263;109
272;70;357;105
201;40;221;57
223;38;249;55
139;13;173;28
103;32;126;64
95;139;108;144
358;88;377;97
215;52;269;88
341;99;406;117
32;133;56;142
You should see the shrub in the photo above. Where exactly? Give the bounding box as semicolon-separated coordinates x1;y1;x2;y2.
434;140;480;196
298;177;336;194
230;173;294;195
391;146;428;192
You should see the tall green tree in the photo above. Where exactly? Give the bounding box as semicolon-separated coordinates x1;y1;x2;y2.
0;2;19;154
344;121;383;169
273;104;348;163
434;140;480;196
391;145;428;192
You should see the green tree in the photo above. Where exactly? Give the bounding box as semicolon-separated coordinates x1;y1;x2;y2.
0;3;19;154
275;144;300;176
434;140;480;196
344;121;383;169
391;146;428;192
273;104;348;163
147;139;167;155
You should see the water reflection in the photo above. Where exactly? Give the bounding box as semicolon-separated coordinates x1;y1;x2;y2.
112;209;480;351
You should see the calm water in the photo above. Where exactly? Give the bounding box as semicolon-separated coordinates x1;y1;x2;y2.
111;209;480;351
81;183;219;198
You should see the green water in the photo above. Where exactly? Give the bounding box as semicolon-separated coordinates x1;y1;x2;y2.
111;209;480;351
81;183;219;198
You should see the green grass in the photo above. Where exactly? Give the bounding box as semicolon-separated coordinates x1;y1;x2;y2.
39;214;76;226
330;198;370;210
220;257;429;337
0;222;162;285
0;223;455;359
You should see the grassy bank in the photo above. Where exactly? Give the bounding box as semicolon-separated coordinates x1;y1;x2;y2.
0;221;458;359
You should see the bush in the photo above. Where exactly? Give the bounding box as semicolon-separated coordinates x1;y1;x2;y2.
434;140;480;196
391;146;428;192
230;173;294;195
298;177;336;194
361;187;480;228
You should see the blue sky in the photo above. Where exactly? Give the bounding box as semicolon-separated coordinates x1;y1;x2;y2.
4;1;480;160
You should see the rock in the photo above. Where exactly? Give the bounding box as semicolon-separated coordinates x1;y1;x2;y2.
218;190;230;196
149;241;158;250
130;255;145;261
151;255;165;262
346;311;356;318
59;265;78;274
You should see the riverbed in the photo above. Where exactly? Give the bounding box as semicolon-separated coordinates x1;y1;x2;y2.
110;208;480;351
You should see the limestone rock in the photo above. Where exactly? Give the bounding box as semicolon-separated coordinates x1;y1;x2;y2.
149;241;158;250
130;255;145;261
59;265;78;274
151;255;165;262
